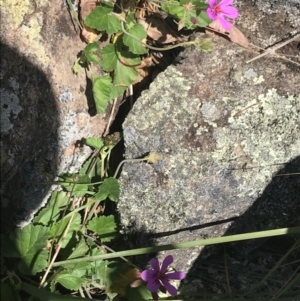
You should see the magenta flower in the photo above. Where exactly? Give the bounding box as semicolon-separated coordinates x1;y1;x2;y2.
141;255;185;296
207;0;239;31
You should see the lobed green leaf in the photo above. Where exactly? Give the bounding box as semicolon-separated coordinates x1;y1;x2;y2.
122;23;147;54
58;173;91;197
92;75;113;114
83;42;100;64
84;137;105;150
33;191;69;226
50;212;81;248
87;215;117;242
2;224;49;275
56;270;86;290
84;3;121;34
92;177;120;202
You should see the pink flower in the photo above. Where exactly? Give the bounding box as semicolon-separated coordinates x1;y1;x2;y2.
141;255;185;296
207;0;239;30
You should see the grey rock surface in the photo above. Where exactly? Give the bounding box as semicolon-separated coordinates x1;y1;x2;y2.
117;0;300;295
0;0;107;228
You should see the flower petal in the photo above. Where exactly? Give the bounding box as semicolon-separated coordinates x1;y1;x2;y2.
165;271;186;280
221;6;239;18
207;7;218;20
219;0;235;6
161;279;178;296
161;255;173;273
141;269;157;281
147;278;160;292
217;15;232;30
150;258;160;272
208;0;217;8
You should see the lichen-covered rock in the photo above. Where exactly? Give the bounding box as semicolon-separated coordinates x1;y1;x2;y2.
0;0;107;228
117;0;300;293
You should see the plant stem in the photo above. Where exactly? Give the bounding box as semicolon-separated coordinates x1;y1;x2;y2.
52;227;300;267
113;157;149;178
121;21;198;51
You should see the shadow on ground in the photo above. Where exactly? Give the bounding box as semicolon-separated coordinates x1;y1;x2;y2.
119;156;300;298
0;41;59;232
179;155;300;298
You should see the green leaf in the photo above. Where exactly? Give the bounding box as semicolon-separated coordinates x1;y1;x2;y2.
100;44;118;72
95;259;108;279
83;42;100;64
100;177;120;201
123;23;147;54
33;191;69;226
125;12;136;28
84;137;105;150
58;173;91;197
50;212;81;248
100;40;140;99
80;156;93;175
22;282;93;301
65;261;91;277
84;3;121;34
73;57;83;74
125;285;152;300
87;215;116;242
111;51;140;99
68;238;89;259
80;156;102;180
1;282;14;301
93;177;120;202
161;1;185;19
106;262;141;295
2;224;49;275
56;270;86;290
195;10;211;26
162;0;210;29
92;75;113;114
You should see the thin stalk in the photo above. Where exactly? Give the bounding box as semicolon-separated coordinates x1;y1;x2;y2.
121;21;198;51
224;247;232;298
40;212;76;287
66;0;83;30
52;227;300;267
113;157;149;178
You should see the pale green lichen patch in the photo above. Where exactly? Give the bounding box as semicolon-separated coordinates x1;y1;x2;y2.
1;0;48;65
1;0;35;29
19;13;49;65
119;61;299;269
252;75;265;85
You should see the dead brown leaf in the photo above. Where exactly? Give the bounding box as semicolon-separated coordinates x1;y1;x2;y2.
132;56;153;85
138;17;179;44
207;20;249;48
80;0;100;43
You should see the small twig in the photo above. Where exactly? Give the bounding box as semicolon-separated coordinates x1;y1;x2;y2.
128;84;134;108
83;286;93;299
40;211;76;287
83;234;141;270
247;34;300;63
104;98;118;137
66;0;83;30
224;247;232;298
113;157;150;178
275;172;300;177
78;287;86;298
